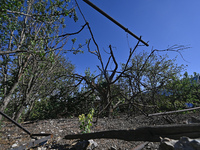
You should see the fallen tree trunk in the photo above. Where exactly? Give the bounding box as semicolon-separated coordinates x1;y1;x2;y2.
64;123;200;142
148;107;200;117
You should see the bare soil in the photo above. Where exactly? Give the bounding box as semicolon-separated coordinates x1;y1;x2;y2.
0;111;199;150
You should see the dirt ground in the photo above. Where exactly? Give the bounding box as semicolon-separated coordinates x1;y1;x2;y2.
0;111;199;150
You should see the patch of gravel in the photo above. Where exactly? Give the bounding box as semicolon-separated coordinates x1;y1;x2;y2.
0;111;199;150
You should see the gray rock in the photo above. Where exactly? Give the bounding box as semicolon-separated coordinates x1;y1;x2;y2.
109;146;117;150
11;143;18;148
159;137;200;150
159;138;177;150
37;147;47;150
87;140;98;150
190;139;200;149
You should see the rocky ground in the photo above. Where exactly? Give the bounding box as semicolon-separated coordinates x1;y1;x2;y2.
0;111;200;150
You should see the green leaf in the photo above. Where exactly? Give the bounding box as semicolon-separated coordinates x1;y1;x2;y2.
64;10;69;16
71;38;77;44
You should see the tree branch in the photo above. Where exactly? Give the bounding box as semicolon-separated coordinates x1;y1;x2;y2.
109;45;118;82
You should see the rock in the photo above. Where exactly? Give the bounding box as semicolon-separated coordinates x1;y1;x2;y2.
73;140;98;150
37;147;47;150
56;136;62;142
109;146;117;150
174;137;200;150
11;143;18;148
190;139;200;149
159;138;177;150
159;137;200;150
87;140;98;150
146;142;158;149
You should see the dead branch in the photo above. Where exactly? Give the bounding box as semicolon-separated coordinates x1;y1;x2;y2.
148;107;200;117
82;0;149;46
111;39;141;84
109;45;118;82
154;44;191;62
58;23;88;37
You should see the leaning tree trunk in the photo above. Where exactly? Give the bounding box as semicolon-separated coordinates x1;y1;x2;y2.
0;82;19;121
14;90;33;122
14;104;26;122
24;98;36;121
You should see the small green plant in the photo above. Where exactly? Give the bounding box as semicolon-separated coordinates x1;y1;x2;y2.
78;108;94;133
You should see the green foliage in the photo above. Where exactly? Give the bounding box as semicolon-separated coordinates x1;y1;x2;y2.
29;96;71;120
0;0;79;58
165;72;200;107
118;52;186;114
78;108;94;133
29;98;67;120
71;38;77;44
29;99;51;120
0;0;83;121
154;71;200;112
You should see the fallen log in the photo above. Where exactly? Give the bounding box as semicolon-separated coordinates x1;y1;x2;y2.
148;107;200;117
64;123;200;142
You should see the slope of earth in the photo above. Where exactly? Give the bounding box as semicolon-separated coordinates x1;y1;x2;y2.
0;111;199;150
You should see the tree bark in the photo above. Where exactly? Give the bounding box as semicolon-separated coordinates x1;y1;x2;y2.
0;82;19;120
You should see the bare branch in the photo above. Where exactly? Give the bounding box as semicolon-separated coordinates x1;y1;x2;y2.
109;45;118;82
5;7;74;19
154;44;190;62
57;23;88;37
111;39;141;84
104;56;112;72
0;50;27;55
5;10;33;17
140;44;190;72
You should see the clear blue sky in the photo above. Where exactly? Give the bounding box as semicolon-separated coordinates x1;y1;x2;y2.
65;0;200;76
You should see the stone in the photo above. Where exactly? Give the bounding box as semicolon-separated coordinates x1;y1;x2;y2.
159;137;200;150
73;140;98;150
109;146;117;150
159;138;177;150
11;143;18;148
37;147;47;150
190;139;200;149
87;140;98;150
